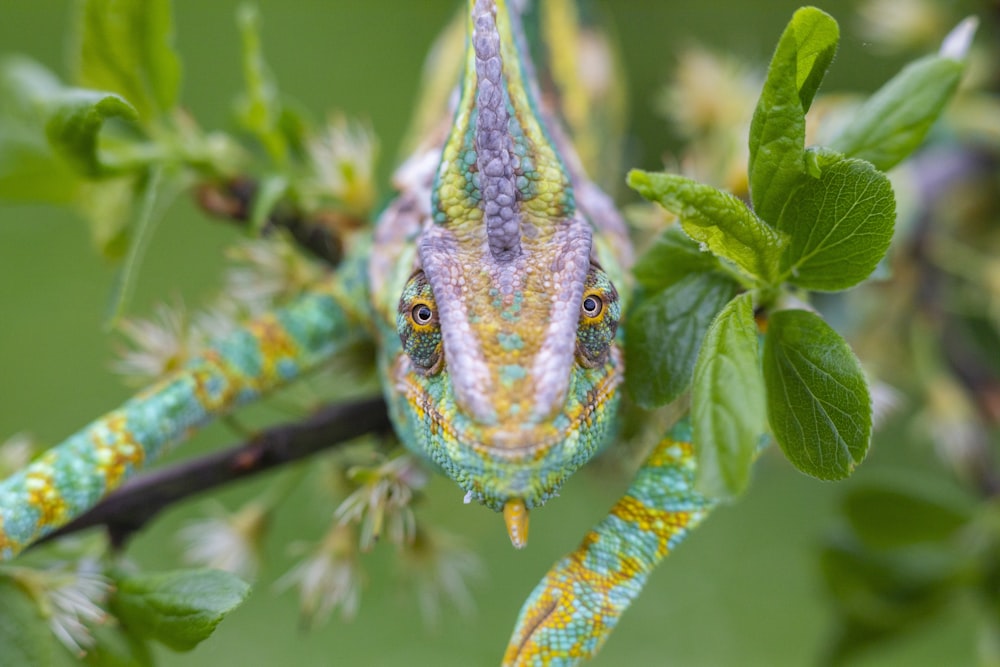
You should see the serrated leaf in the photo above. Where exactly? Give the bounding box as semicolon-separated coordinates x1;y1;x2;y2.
625;272;738;408
691;293;766;498
632;225;722;293
45;90;138;177
111;569;250;652
629;170;785;284
778;153;895;291
843;483;972;550
748;7;839;224
75;0;182;120
763;309;871;480
0;576;58;666
829;55;965;171
235;5;288;167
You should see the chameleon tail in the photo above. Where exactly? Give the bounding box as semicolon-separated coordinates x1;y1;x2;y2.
0;272;366;561
502;417;716;666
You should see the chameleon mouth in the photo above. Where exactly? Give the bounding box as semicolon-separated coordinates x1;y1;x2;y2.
392;346;622;459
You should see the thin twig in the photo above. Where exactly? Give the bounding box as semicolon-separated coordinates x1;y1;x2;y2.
37;396;391;550
195;177;362;266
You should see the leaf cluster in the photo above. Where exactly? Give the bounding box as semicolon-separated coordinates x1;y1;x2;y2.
818;478;1000;665
626;7;970;497
0;565;248;666
0;0;370;322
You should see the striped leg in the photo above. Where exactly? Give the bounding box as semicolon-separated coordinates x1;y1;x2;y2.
0;266;367;561
503;417;716;666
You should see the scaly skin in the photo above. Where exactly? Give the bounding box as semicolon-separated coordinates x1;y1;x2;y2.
0;265;367;560
503;418;715;666
371;0;631;532
0;2;722;664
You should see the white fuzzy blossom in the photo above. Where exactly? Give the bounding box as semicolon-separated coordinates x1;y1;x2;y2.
47;566;111;656
306;115;378;215
0;433;37;478
178;501;269;580
334;454;429;551
112;301;196;385
276;524;363;625
398;529;483;627
222;236;326;311
6;561;113;657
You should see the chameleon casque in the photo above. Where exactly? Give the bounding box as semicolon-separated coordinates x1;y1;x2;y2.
0;0;717;664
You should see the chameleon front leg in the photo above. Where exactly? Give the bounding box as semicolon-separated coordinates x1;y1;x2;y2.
503;416;716;666
0;258;369;561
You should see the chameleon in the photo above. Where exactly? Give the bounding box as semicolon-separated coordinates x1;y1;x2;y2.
0;0;718;664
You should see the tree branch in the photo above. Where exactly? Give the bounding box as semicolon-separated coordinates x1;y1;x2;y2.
195;177;364;266
38;396;391;550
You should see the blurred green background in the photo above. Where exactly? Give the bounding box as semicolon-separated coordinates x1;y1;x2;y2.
0;1;989;665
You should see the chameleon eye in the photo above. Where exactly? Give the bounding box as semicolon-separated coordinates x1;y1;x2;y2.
576;266;620;368
397;272;444;374
581;294;603;318
412;303;434;325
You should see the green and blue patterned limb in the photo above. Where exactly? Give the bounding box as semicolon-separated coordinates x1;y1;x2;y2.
0;266;368;561
502;417;716;666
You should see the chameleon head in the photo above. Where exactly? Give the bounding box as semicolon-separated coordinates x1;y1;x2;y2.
389;0;623;548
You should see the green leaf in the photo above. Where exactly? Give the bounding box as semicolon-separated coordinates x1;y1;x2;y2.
829;55;965;171
111;569;250;652
84;622;153;667
820;541;956;665
691;293;766;497
629;170;785;284
249;174;290;233
631;226;722;293
789;8;840;113
748;7;839;224
0;57;80;203
625;272;738;408
75;0;182;120
45;90;138;177
763;309;871;480
0;576;58;666
235;5;288;167
778;152;895;291
843;483;972;550
76;176;140;259
820;541;955;625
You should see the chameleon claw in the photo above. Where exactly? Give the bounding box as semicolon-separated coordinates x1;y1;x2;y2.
504;498;529;549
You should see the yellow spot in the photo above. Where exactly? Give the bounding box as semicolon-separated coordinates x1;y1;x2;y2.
0;519;19;558
248;317;300;384
504;498;530;549
90;414;147;490
25;468;68;528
